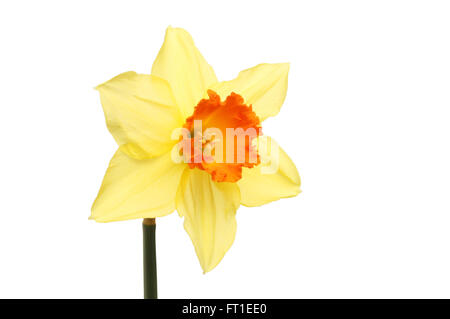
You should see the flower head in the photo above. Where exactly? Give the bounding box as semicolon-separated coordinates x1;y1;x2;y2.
91;27;301;273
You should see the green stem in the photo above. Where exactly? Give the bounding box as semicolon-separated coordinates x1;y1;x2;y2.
143;218;157;299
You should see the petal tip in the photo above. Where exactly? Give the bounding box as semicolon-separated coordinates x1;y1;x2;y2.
165;25;189;37
95;71;138;91
274;62;290;74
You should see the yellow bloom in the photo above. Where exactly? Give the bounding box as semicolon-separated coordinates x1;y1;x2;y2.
91;27;301;273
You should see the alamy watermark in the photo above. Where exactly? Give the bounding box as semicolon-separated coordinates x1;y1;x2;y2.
170;120;280;174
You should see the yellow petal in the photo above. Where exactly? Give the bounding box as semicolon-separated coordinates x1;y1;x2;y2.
151;27;218;119
176;169;240;273
91;150;186;222
96;71;183;160
238;136;301;206
210;63;290;121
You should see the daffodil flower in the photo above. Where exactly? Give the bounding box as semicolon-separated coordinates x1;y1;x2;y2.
91;27;301;273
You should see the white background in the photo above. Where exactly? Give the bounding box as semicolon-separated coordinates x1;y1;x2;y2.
0;0;449;298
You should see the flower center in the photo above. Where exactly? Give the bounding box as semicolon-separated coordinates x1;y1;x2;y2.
180;90;262;182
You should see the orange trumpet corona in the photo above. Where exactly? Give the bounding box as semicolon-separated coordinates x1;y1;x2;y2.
181;90;262;182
